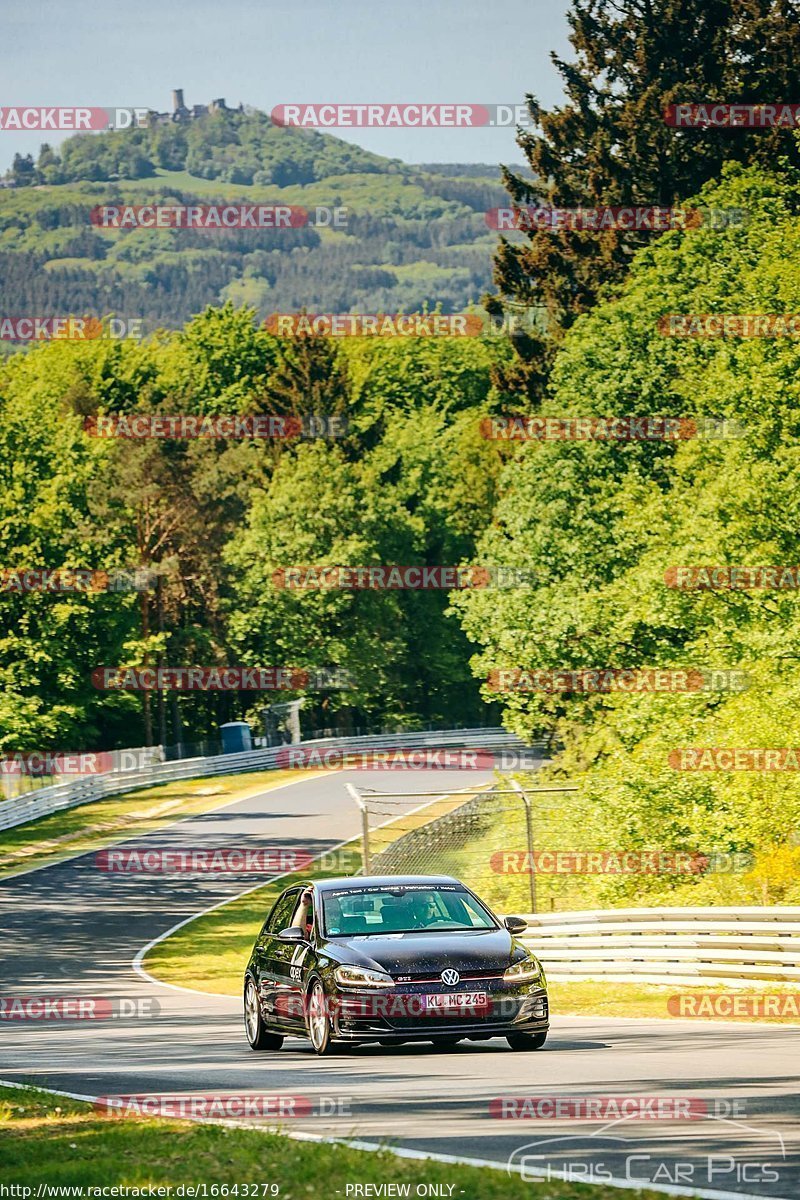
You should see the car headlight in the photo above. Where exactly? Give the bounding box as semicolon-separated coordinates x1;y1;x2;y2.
503;954;544;984
334;965;394;989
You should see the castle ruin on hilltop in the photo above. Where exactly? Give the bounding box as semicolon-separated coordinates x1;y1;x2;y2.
148;89;244;126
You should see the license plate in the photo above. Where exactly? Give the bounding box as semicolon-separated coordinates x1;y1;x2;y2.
423;991;488;1011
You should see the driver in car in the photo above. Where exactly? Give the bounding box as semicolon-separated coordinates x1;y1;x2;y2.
408;892;439;928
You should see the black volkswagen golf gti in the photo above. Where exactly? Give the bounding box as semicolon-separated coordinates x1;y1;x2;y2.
244;874;548;1054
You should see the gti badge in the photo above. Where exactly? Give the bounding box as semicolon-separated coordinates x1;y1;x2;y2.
441;968;460;987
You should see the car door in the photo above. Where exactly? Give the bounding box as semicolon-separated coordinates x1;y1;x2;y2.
269;889;315;1032
254;887;301;1027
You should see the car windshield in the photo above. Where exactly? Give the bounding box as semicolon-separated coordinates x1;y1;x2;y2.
321;885;497;937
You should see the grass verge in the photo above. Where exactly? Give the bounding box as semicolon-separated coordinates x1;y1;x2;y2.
548;979;800;1024
0;1082;671;1199
0;769;323;880
143;845;363;993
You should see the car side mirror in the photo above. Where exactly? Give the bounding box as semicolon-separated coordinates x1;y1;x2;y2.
504;915;528;934
278;926;306;943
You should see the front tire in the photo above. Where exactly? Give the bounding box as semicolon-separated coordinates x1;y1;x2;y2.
244;978;284;1051
306;979;334;1055
507;1030;547;1051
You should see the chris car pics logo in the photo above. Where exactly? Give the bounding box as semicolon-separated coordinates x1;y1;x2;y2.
506;1116;785;1189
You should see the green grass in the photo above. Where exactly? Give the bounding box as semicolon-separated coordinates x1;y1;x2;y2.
0;769;318;880
0;1082;672;1198
549;979;800;1023
144;845;363;993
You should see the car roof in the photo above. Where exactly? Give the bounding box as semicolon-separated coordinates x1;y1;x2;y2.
311;874;462;893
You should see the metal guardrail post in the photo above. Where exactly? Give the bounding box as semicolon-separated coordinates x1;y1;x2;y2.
346;782;370;874
510;777;536;915
509;778;580;917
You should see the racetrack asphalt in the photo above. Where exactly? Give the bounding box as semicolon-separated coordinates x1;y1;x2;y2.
0;766;797;1200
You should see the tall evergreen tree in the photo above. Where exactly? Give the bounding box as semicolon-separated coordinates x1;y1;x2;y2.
259;334;350;424
490;0;800;398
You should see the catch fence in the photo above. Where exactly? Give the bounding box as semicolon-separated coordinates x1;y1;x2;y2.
348;774;576;914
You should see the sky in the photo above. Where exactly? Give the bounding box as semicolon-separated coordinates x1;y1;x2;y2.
3;0;572;172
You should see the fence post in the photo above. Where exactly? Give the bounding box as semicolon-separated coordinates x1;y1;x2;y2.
347;783;371;874
510;777;536;915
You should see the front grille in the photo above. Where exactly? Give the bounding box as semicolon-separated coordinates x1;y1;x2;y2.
392;968;504;984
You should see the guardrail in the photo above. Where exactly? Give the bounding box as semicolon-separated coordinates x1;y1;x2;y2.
0;728;530;832
518;906;800;986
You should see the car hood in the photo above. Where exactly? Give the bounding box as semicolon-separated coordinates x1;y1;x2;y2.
327;927;518;974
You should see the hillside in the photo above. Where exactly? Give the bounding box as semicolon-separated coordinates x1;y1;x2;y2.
0;106;523;337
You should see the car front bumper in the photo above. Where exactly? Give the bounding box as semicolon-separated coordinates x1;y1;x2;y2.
330;982;549;1042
